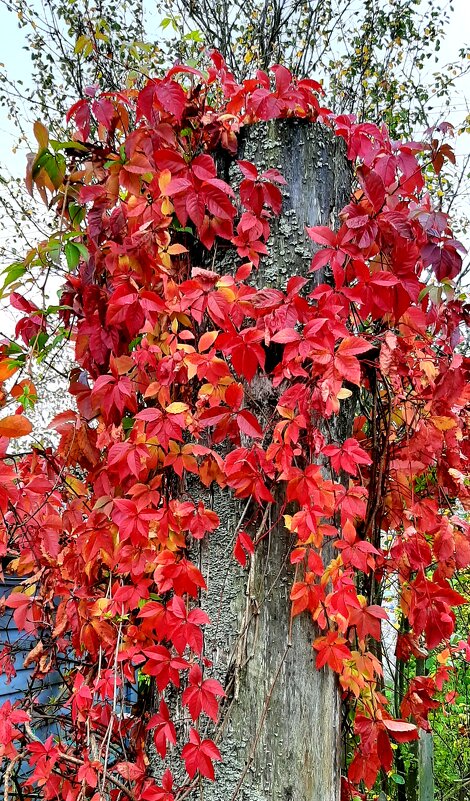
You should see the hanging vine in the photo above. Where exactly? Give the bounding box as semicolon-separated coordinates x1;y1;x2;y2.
0;51;469;800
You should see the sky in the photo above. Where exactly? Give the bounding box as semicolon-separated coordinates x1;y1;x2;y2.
1;1;470;161
1;0;470;247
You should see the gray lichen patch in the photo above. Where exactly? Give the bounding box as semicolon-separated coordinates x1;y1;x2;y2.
234;119;351;290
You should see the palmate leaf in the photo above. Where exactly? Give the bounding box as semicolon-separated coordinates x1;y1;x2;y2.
0;45;468;801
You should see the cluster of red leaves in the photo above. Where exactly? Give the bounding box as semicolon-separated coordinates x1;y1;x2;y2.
0;50;469;800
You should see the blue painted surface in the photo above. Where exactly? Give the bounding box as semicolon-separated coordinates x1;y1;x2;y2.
0;574;138;720
0;575;61;732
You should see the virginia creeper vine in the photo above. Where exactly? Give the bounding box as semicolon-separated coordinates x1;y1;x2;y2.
0;51;469;800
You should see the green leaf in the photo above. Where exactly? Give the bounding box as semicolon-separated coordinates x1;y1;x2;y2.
172;220;194;234
33;151;66;189
128;335;143;351
1;262;26;296
47;240;62;263
31;331;49;352
69;203;86;226
51;139;89;153
74;242;89;261
46;153;66;189
31;149;51;179
183;29;203;42
391;774;405;785
17;386;38;411
418;284;432;302
6;342;24;356
64;243;81;271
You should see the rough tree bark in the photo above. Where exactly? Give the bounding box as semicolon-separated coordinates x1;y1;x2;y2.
164;120;351;801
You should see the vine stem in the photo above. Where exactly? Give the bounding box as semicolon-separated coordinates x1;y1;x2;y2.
24;721;135;801
59;752;137;801
3;752;22;801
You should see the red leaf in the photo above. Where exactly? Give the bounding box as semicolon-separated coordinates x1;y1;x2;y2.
271;328;300;344
181;730;221;780
382;719;419;742
313;632;352;673
154;81;187;122
236;409;263;439
306;226;336;246
182;664;225;722
147;700;177;758
237;160;258;180
233;530;255;567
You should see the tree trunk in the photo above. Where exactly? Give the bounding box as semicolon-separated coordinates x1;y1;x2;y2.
168;120;350;801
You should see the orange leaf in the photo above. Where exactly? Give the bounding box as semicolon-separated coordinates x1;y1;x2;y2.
0;361;18;381
11;379;37;399
199;331;219;353
0;415;33;438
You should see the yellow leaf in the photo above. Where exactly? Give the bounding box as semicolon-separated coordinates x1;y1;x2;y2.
420;358;438;382
90;597;111;617
161;197;174;215
432;416;456;431
33;120;49;149
166;402;189;414
65;475;87;496
437;648;450;664
158;169;172;193
277;405;295;419
74;34;91;54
